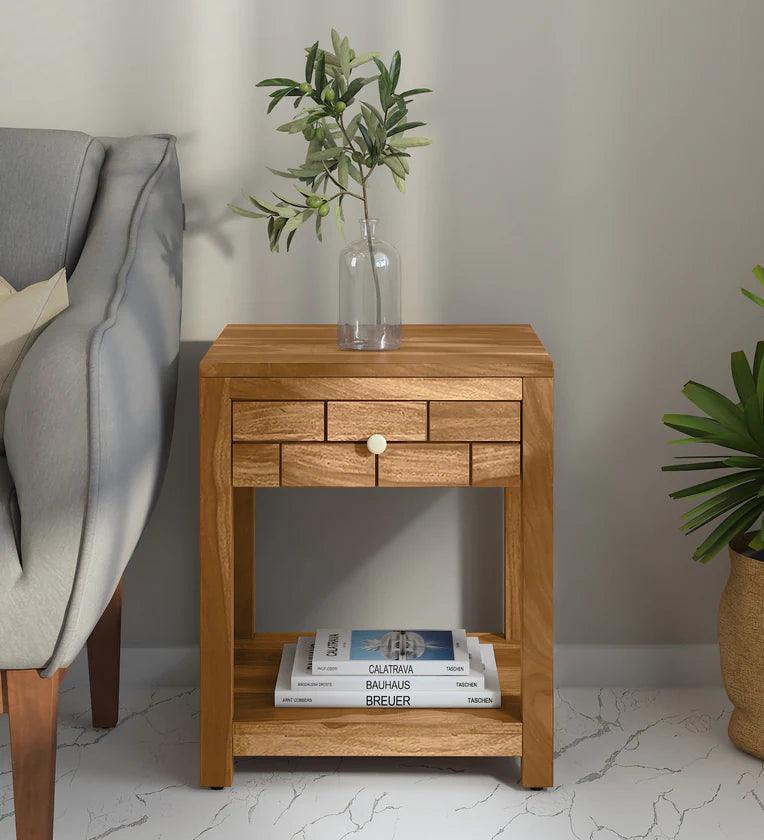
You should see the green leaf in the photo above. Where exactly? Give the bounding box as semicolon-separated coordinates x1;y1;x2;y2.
362;101;386;128
662;461;730;471
670;470;764;500
247;196;280;215
724;455;764;468
662;414;728;438
388;50;401;91
267;87;297;114
387;121;426;136
345;112;362;141
756;342;764;409
315;209;323;242
749;526;764;550
681;381;747;436
228;204;268;219
349;51;379;69
731;350;756;404
305;41;319;83
267;167;302;179
268;215;287;252
361;103;380;132
283;208;315;235
271;191;305;208
355;129;368;154
286;228;297;251
754;341;764;385
347;160;364;186
393;173;406;192
334;194;345;237
358;123;374;153
398;87;432;96
257;77;299;87
321;119;338;147
754;265;764;286
382;154;407;178
308;147;344;161
388;136;432;148
331;28;342;59
277;116;309;133
373;57;391;104
338;153;349;188
741;288;764;307
691;498;764;562
680;481;761;533
314;51;326;93
342;76;374;103
339;36;351;77
386;108;407;130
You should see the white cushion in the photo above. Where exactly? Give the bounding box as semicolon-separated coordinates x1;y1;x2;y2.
0;267;69;453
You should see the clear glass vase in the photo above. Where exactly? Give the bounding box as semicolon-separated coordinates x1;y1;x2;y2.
337;218;401;350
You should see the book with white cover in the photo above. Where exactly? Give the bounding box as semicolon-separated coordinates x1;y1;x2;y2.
312;629;471;676
291;635;486;691
275;643;500;708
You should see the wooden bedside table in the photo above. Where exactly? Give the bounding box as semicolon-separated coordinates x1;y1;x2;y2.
199;324;553;789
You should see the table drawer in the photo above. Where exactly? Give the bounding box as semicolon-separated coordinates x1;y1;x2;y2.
429;401;520;441
472;444;520;486
282;443;375;486
327;401;427;441
232;443;280;487
378;444;469;486
233;401;324;442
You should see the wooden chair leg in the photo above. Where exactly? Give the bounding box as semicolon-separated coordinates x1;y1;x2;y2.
6;669;62;840
87;579;123;728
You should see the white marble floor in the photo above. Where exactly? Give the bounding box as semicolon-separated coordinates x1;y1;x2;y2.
1;684;762;839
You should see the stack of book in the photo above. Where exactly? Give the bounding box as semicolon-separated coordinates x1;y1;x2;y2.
275;629;501;708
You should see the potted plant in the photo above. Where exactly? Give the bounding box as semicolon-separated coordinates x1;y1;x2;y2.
230;28;432;351
662;266;764;759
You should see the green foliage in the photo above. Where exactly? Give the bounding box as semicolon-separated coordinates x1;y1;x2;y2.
741;265;764;307
229;28;432;252
663;292;764;561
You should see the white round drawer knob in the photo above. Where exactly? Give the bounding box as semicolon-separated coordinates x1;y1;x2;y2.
367;433;387;455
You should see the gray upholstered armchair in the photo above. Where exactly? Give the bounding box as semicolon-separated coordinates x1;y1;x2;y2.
0;128;182;840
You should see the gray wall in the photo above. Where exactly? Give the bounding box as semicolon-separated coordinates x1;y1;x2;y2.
4;0;764;647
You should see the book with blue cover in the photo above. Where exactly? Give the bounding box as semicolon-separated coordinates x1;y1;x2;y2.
291;635;486;690
311;629;471;676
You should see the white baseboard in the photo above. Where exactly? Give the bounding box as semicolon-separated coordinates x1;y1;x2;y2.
555;644;721;687
66;643;722;689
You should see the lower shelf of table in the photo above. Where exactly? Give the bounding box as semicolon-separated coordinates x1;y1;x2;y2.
233;632;522;757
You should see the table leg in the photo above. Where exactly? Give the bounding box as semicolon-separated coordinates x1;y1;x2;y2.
520;377;554;789
200;377;234;788
503;486;522;642
234;488;256;638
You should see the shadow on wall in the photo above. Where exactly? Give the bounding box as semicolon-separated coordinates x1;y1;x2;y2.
123;340;504;646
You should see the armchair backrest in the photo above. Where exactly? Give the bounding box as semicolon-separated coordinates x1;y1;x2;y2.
0;128;105;288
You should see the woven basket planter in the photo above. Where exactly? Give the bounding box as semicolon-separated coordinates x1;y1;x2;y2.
719;533;764;759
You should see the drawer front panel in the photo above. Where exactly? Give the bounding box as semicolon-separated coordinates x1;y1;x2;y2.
233;401;324;441
327;401;427;441
429;401;520;442
378;444;469;487
232;444;280;487
472;444;520;486
282;444;375;486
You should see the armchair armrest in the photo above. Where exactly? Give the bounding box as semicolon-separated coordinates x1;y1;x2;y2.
3;135;182;672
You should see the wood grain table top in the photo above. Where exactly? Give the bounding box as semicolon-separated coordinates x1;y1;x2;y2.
200;324;553;378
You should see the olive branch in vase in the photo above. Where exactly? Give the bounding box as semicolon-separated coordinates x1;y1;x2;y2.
229;28;432;323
